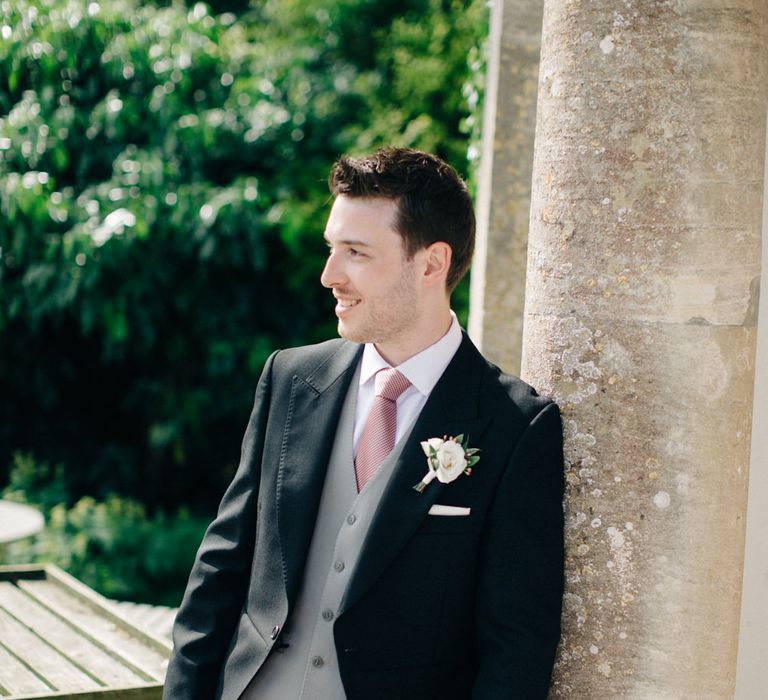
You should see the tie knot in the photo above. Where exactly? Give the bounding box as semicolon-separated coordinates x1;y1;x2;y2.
374;368;411;402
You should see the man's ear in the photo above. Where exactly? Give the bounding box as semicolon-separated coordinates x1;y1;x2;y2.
421;241;452;289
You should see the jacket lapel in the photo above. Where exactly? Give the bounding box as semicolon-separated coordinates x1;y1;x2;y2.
276;340;362;604
340;335;491;614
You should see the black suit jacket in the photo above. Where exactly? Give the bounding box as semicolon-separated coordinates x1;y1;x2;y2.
163;334;564;699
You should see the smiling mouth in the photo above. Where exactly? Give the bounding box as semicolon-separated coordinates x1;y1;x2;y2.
336;299;360;308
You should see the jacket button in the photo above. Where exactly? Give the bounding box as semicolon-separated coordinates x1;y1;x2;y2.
346;514;356;525
311;655;324;668
322;608;334;621
334;560;345;572
270;625;281;640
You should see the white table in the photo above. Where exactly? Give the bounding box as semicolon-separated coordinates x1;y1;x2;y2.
0;500;44;544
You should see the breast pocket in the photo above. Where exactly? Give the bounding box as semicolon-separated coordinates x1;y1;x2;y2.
417;505;480;535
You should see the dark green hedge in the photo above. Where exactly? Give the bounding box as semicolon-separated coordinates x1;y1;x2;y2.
0;0;486;513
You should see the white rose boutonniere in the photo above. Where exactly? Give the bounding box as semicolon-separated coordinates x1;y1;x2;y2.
413;434;480;493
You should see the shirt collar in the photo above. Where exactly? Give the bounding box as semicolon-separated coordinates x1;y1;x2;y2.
358;312;463;396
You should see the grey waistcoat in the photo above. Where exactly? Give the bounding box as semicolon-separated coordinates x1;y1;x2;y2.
241;365;413;699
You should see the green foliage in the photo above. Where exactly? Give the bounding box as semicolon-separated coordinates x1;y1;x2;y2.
3;450;71;512
1;0;487;510
3;452;208;605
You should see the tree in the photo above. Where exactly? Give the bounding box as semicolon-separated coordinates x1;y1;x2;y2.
0;0;486;512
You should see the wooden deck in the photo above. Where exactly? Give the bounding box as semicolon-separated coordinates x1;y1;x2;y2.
0;565;171;699
110;603;175;644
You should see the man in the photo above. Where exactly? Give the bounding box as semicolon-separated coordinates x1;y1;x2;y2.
163;147;564;699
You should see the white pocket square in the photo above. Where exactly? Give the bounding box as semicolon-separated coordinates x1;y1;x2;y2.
428;504;471;516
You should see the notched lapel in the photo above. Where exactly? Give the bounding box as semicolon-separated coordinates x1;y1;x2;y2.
341;336;491;614
276;341;361;603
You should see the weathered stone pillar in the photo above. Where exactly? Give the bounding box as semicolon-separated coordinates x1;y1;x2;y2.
521;2;767;697
735;126;768;699
468;0;543;374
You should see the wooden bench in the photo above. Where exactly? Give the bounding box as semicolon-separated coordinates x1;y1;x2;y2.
0;565;171;699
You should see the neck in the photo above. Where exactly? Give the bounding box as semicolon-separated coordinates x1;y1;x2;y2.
374;305;453;367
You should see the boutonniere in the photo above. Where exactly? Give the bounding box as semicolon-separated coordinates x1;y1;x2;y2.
413;434;480;493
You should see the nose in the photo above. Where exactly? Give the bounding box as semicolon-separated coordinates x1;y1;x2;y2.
320;250;345;289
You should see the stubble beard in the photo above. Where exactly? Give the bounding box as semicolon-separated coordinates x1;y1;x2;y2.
336;262;420;348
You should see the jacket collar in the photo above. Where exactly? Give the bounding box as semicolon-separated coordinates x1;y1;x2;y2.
276;340;362;604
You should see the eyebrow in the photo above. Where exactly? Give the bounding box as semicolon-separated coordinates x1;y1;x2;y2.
324;236;373;248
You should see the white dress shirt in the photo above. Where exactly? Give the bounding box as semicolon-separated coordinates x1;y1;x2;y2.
353;312;463;453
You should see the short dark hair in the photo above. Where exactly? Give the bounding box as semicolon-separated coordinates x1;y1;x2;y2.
328;147;475;292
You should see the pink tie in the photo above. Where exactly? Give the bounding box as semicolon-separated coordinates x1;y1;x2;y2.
355;369;412;492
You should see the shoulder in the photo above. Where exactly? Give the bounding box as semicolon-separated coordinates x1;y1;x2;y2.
272;337;348;365
467;342;563;474
489;362;553;414
464;338;558;426
269;337;361;383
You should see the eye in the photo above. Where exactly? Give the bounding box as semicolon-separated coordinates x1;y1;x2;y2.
324;242;367;259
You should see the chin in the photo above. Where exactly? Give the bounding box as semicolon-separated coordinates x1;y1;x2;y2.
336;320;356;342
337;320;373;345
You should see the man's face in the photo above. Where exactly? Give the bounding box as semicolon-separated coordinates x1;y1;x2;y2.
320;196;423;356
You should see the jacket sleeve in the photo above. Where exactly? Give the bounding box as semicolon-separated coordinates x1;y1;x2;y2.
163;350;277;700
472;401;565;699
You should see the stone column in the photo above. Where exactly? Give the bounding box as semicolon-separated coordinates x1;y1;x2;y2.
468;0;544;375
521;2;766;698
735;125;768;699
